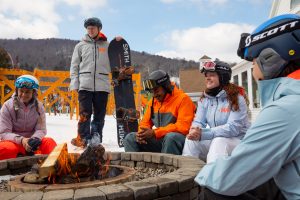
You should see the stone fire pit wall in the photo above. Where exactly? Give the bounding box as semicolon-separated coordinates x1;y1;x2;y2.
0;152;206;200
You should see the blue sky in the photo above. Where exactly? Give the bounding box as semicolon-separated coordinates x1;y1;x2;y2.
0;0;274;62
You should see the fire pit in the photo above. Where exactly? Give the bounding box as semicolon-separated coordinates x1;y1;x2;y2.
0;150;205;200
7;143;136;191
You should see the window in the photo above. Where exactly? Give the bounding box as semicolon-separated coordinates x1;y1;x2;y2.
242;71;248;95
291;0;300;9
233;75;238;85
251;69;260;108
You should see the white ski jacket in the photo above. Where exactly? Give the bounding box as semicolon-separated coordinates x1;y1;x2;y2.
70;34;110;93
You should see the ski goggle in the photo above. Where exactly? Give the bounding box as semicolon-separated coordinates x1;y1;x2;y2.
15;77;39;90
200;61;216;72
143;79;158;92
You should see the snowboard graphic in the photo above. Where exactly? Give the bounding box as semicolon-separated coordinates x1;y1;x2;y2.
108;38;139;147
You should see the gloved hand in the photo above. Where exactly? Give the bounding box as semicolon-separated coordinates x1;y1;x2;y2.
26;138;42;155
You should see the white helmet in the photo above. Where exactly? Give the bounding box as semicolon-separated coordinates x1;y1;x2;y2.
15;75;39;91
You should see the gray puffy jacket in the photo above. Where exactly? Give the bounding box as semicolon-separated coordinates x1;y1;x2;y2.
70;34;110;92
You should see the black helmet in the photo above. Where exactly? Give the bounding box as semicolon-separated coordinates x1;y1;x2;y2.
201;59;232;86
84;17;102;29
143;70;171;92
237;14;300;79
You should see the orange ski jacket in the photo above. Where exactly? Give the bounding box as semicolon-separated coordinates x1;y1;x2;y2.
139;84;196;139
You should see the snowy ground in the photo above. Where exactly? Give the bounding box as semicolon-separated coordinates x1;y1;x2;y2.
46;114;124;153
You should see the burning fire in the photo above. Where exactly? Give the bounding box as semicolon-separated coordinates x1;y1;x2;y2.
42;143;110;184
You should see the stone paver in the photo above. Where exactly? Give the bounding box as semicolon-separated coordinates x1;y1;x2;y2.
0;192;22;200
145;162;158;169
190;187;200;200
120;152;131;161
130;152;144;161
98;184;134;200
8;175;47;192
74;187;106;200
142;153;152;163
110;152;121;161
42;189;73;200
13;191;43;200
177;157;204;168
162;173;194;192
171;191;189;200
120;161;135;168
135;161;145;168
0;160;8;170
162;155;173;166
110;160;121;165
151;154;164;164
125;180;158;200
143;177;178;197
7;157;29;170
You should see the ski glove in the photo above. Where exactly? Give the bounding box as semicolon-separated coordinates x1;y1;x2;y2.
27;137;42;155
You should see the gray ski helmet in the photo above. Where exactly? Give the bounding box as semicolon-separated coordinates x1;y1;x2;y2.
84;17;102;29
237;14;300;79
201;60;232;86
143;70;171;92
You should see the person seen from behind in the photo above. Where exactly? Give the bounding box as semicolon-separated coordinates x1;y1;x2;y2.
196;14;300;200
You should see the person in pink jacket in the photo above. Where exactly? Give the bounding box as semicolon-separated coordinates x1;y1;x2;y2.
0;75;57;160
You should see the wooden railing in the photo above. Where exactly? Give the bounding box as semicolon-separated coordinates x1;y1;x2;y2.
0;68;142;120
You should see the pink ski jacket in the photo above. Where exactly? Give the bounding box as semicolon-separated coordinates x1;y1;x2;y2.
0;95;47;144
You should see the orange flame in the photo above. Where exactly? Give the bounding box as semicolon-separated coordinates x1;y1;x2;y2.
101;153;111;178
48;148;79;183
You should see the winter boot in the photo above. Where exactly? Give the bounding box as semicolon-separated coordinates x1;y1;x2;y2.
71;135;87;148
91;120;104;144
72;113;90;148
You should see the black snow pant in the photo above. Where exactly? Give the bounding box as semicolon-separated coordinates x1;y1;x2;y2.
78;90;108;143
199;178;286;200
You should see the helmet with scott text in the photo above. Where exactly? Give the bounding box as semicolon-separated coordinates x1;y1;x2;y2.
237;14;300;79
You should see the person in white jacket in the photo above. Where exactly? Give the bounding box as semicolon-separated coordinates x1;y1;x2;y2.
196;14;300;200
70;17;111;147
182;60;250;163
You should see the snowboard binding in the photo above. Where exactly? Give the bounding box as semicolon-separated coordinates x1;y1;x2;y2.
116;107;140;122
111;66;135;86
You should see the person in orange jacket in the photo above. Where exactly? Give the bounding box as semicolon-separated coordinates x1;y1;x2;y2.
123;70;196;155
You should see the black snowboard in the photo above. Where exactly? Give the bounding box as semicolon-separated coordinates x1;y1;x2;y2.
108;38;138;147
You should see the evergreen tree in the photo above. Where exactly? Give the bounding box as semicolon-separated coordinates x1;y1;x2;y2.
0;47;11;68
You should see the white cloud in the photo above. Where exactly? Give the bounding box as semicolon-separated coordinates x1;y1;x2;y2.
0;0;60;39
0;0;108;39
62;0;107;16
155;23;255;62
209;0;227;5
161;0;228;6
160;0;181;3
